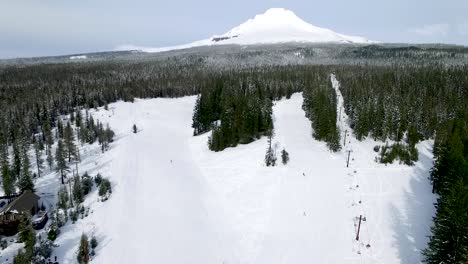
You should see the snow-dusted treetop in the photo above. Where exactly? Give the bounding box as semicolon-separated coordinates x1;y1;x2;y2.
117;8;374;53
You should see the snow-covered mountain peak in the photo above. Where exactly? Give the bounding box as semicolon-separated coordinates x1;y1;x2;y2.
116;8;373;53
221;8;314;36
213;8;371;45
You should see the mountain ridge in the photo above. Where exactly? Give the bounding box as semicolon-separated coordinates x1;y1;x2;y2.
117;8;374;53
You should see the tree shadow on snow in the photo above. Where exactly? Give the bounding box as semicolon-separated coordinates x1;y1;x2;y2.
390;143;436;263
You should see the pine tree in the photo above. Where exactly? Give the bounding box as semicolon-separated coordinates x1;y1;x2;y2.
265;129;277;167
73;175;83;203
43;121;54;155
14;218;35;263
18;218;36;252
47;149;54;169
192;95;202;135
75;109;83;127
281;148;289;165
1;160;14;195
431;129;466;195
87;116;96;143
34;141;44;177
79;122;89;145
55;140;69;184
70;111;75;124
77;233;90;264
100;124;114;152
12;142;22;180
63;122;77;162
423;179;468;264
18;146;34;192
57;120;64;139
57;186;69;210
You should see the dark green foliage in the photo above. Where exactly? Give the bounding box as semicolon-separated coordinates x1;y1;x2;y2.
13;250;30;264
73;175;83;203
336;65;468;142
70;205;81;223
57;186;69;210
81;174;93;195
192;95;210;135
424;116;468;263
47;223;60;241
0;239;7;250
198;75;276;151
264;130;277;167
302;71;341;152
18;219;36;250
90;236;98;249
33;239;57;262
94;173;103;186
14;218;36;263
12;143;22;180
57;121;64;139
379;143;418;166
1;159;15;195
64;122;77;162
55;139;69;184
281;148;289;165
18;146;34;192
34;141;44;178
46;150;54;170
431;119;468;195
423;179;468;263
98;123;114;152
43;121;54;154
77;233;90;264
98;178;112;197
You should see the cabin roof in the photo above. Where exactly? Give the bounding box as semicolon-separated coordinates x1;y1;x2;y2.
0;191;40;215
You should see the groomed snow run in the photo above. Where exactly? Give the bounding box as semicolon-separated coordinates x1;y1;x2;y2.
50;87;434;263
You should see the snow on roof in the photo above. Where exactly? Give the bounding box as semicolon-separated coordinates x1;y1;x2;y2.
0;191;40;215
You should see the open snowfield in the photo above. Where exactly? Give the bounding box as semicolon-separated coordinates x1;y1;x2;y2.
1;78;436;263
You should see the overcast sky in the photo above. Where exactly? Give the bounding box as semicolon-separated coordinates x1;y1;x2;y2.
1;0;467;58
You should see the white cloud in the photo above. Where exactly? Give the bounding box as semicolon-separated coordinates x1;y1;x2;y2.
409;23;450;36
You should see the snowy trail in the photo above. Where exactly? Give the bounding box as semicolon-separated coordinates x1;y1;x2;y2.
190;94;349;263
45;91;435;264
256;94;348;263
91;98;226;264
331;74;436;264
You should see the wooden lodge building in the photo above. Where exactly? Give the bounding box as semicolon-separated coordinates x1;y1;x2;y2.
0;190;40;236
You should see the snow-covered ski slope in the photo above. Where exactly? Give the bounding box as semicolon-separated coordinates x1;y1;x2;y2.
51;78;434;263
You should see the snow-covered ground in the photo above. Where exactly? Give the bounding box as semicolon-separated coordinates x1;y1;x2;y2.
1;77;436;263
69;55;87;60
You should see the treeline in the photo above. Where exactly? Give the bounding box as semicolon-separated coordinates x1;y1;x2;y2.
0;60;205;140
331;63;468;261
192;76;276;151
205;83;273;151
336;64;468;141
335;64;468;163
423;117;468;263
191;66;341;151
302;70;340;151
0;109;114;196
